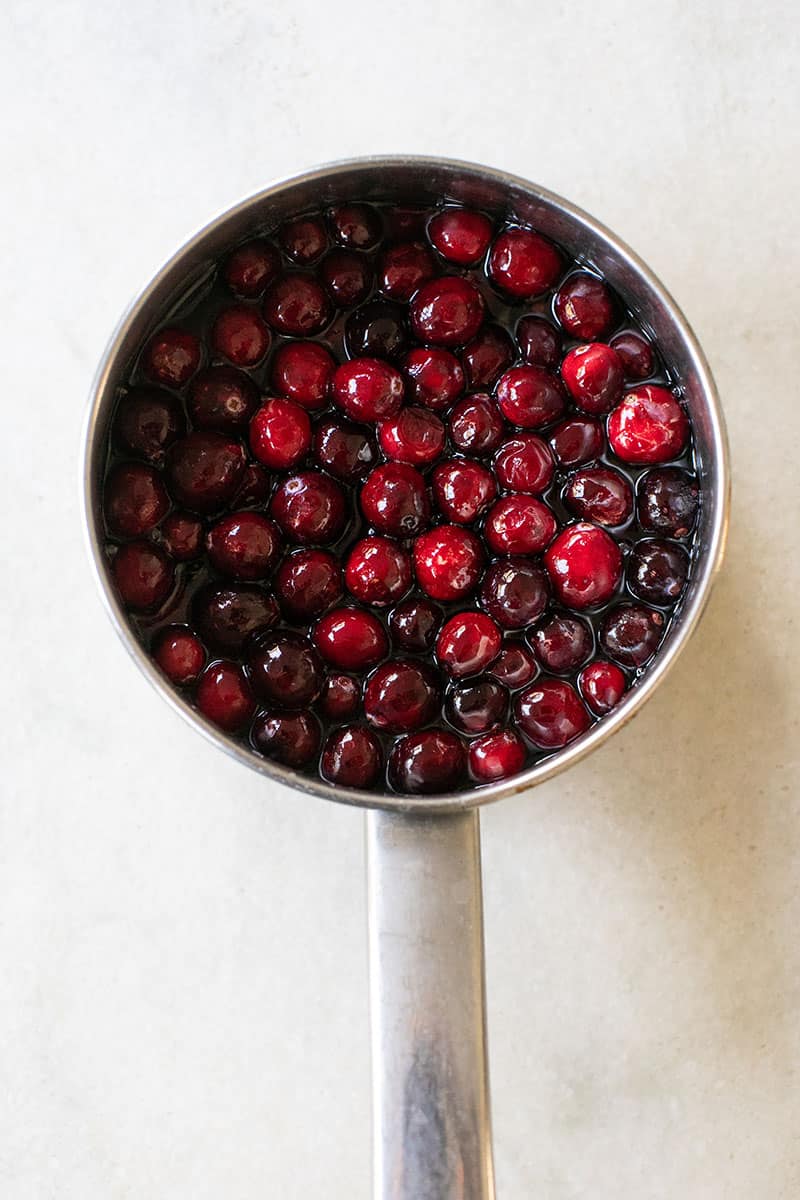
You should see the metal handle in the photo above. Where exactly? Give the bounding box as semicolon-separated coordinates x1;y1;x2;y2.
366;808;496;1200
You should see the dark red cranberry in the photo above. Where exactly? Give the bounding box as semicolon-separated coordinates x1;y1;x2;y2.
249;397;312;470
269;471;347;544
193;584;279;654
428;208;493;265
211;305;270;366
579;660;626;715
114;387;184;463
378;241;436;301
496;366;565;429
413;526;484;602
167;432;246;514
233;464;271;508
345;300;408;360
532;613;593;673
280;215;328;264
318;673;360;720
388;599;442;653
223;239;280;298
378;407;445;465
384;206;428;241
328;203;382;250
160;511;203;561
142;326;201;387
206;512;281;580
514;679;590;749
247;632;324;708
404;347;465;411
196;661;255;732
516;316;562;370
608;386;689;464
487;641;538;688
153;626;205;685
314;607;389;670
461;325;515;389
554;273;616;339
544;523;622;610
319;250;373;307
564;467;634;527
364;661;440;732
314;419;377;482
488;228;562;299
321;725;383;787
345;537;412;606
436;612;502;678
638;468;699;536
275;549;342;621
410;276;485;346
263;274;331;336
445;678;507;734
549;416;605;467
561;343;624;415
484;495;557;555
104;463;170;538
627;539;689;605
361;463;430;536
469;729;527;782
270;341;335;410
333;358;405;422
188;366;259;432
479;559;549;630
493;434;554;494
389;730;466;794
610;330;655;380
432;459;496;524
449;394;505;456
111;541;173;611
599;603;664;667
251;709;321;767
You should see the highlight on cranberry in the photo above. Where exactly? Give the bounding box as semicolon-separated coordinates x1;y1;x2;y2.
101;197;701;794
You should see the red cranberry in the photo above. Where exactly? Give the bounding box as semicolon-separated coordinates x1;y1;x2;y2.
364;661;440;732
554;273;615;339
384;206;428;241
314;419;377;482
270;471;347;544
249;397;312;470
329;203;382;249
461;325;515;389
280;215;327;264
333;357;405;422
410;276;485;346
561;343;624;415
428;208;493;265
345;300;408;360
436;612;502;678
321;726;383;788
263;274;331;336
270;341;335;410
252;709;321;767
532;613;593;673
345;537;412;606
413;526;484;602
193;584;279;654
404;347;465;411
206;512;281;580
627;539;689;605
549;416;605;467
211;305;270;366
608;386;689;464
487;641;538;689
488;228;562;299
160;511;203;561
142;326;201;387
188;366;259;432
378;407;446;466
314;607;389;670
153;626;205;686
361;463;430;537
579;660;626;715
112;541;173;611
484;495;557;555
114;387;184;463
104;463;169;538
233;464;271;508
514;679;590;749
224;239;280;298
320;250;373;307
388;599;442;653
196;661;255;732
564;467;633;526
637;468;699;536
496;366;565;429
378;241;436;301
318;674;360;720
516;316;562;370
479;559;549;630
493;435;554;494
275;549;342;621
167;433;246;514
610;330;655;380
599;603;664;667
432;459;496;524
389;730;465;794
544;523;622;610
248;632;324;708
449;393;505;455
445;679;507;734
469;730;526;782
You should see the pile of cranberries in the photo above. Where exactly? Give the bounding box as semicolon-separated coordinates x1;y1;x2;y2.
101;198;700;794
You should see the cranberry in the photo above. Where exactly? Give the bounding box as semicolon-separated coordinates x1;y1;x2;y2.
315;419;377;482
627;539;689;605
413;526;484;602
428;208;493;265
248;632;324;708
449;393;505;455
384;206;428;241
196;661;255;732
142;326;201;387
160;511;203;561
224;239;280;298
516;316;562;370
493;435;554;494
496;366;565;429
532;613;593;673
560;343;624;415
263;274;330;336
432;459;496;524
402;348;464;413
608;386;689;464
167;432;245;514
388;599;441;653
188;366;259;432
314;607;389;670
364;661;440;732
249;397;312;470
484;495;557;555
361;463;430;537
251;710;321;767
111;541;173;611
233;465;271;508
270;471;347;544
410;276;485;346
275;548;342;620
549;416;605;467
461;325;515;389
469;729;527;782
638;468;699;536
270;341;335;410
445;679;508;734
114;387;184;463
599;603;664;667
329;203;382;249
610;330;655;380
544;523;622;610
436;612;502;678
479;559;549;630
320;250;373;307
280;215;328;264
206;512;281;580
389;730;465;794
487;641;538;688
514;679;590;749
211;304;270;366
104;463;169;538
193;584;279;654
345;537;412;606
579;660;626;715
564;467;633;526
318;674;361;720
152;626;205;686
488;228;562;299
321;726;383;788
378;241;436;301
379;407;446;465
333;358;405;422
554;273;616;340
345;300;408;360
